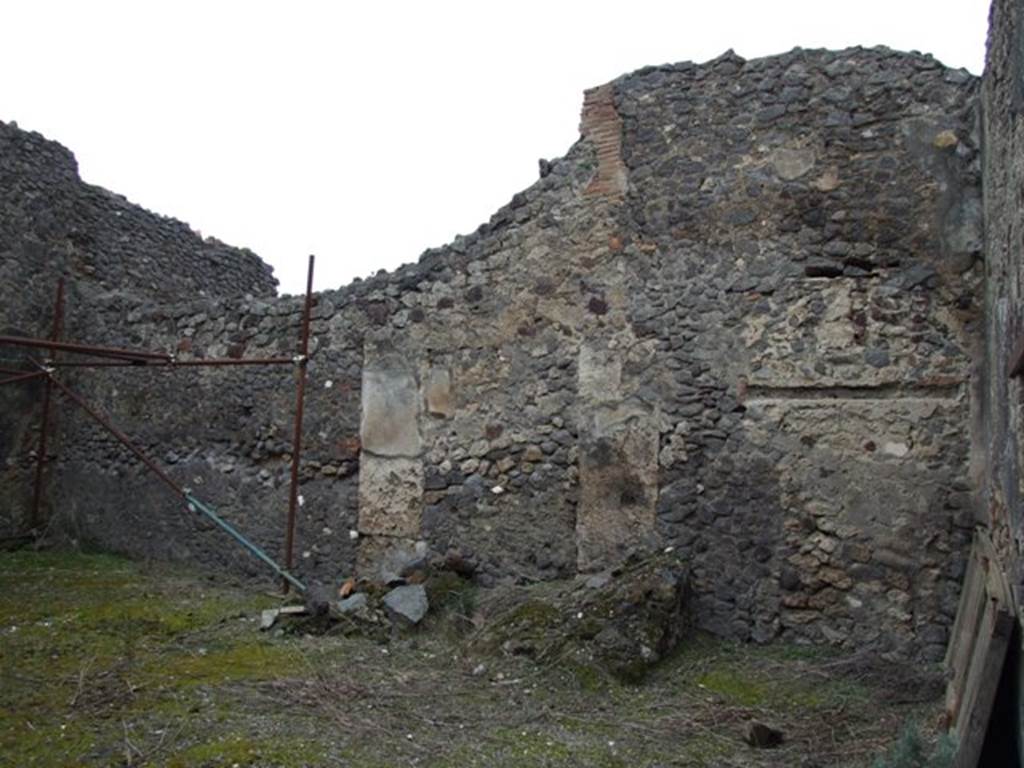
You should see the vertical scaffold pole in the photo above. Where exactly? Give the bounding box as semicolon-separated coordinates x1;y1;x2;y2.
31;278;64;530
284;255;315;593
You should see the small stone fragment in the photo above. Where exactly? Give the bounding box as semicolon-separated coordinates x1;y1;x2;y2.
523;445;544;463
383;584;429;625
338;593;368;614
933;129;958;148
259;608;280;631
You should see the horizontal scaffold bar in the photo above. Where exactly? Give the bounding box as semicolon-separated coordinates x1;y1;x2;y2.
0;336;296;368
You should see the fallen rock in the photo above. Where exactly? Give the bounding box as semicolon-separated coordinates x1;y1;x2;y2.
259;604;307;631
473;550;691;683
337;593;368;614
441;549;477;579
383;584;429;625
744;721;784;748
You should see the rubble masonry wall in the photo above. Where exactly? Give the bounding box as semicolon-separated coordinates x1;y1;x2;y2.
3;46;985;660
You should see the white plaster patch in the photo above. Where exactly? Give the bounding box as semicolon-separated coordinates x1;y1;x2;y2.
360;365;421;456
882;441;910;458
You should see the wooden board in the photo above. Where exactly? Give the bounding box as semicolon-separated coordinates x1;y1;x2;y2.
944;545;986;721
944;531;1016;768
952;598;1014;768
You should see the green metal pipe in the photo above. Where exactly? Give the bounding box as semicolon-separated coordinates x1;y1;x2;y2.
185;493;307;593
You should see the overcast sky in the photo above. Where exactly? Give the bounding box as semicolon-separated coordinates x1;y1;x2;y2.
2;1;991;295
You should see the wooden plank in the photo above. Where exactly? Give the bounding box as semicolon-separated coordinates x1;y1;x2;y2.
945;544;983;671
979;530;1013;608
945;544;988;721
956;599;996;737
952;598;1015;768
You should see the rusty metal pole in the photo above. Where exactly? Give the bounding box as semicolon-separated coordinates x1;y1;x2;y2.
0;335;171;363
0;336;297;368
0;371;47;387
48;357;295;369
31;278;64;529
283;255;315;593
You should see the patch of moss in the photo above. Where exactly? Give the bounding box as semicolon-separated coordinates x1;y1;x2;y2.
167;734;329;768
144;640;304;687
507;598;561;627
0;551;298;767
426;571;473;609
669;734;732;767
0;550;131;574
566;661;606;692
425;571;478;638
0;714;96;768
696;668;769;706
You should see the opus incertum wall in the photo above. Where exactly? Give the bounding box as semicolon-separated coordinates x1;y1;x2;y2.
0;120;276;538
2;44;985;661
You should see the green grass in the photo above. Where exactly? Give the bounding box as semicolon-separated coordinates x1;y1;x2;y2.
0;550;946;767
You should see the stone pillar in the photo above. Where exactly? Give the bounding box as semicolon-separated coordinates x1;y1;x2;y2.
357;347;424;573
576;342;659;571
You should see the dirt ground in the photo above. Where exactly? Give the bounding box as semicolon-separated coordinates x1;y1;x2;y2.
0;551;947;767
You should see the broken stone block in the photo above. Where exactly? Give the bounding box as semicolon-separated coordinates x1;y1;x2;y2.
474;550;690;683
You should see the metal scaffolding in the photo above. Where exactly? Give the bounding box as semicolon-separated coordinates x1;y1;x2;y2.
0;256;318;594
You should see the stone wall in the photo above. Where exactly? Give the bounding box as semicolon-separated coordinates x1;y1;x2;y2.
26;47;984;660
0;120;278;537
980;0;1024;614
613;48;982;658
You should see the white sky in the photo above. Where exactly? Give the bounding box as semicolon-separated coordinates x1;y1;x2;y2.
2;1;991;295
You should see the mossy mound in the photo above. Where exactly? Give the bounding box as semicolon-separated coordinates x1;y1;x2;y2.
473;550;691;683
